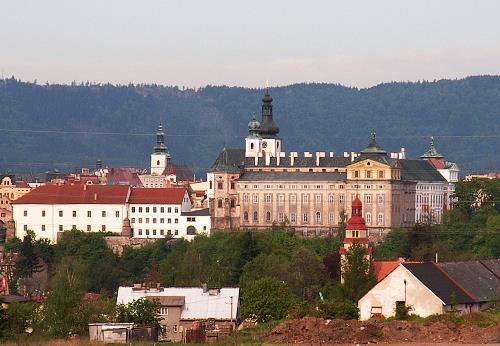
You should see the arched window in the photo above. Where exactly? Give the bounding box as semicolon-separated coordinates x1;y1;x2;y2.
250;143;254;149
243;211;249;221
230;199;235;208
265;211;271;222
366;212;372;225
186;226;196;235
156;160;160;165
315;211;321;224
253;211;258;221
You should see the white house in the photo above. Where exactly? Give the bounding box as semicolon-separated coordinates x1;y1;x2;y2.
12;185;130;243
359;260;500;320
129;188;210;240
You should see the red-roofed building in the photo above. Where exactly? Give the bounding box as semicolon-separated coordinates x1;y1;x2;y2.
373;259;405;283
129;188;210;240
12;185;131;243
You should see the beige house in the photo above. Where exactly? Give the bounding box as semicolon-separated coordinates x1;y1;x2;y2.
207;91;459;238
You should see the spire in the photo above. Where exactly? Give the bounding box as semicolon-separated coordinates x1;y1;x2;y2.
259;87;279;138
360;129;386;155
421;136;443;159
153;123;170;158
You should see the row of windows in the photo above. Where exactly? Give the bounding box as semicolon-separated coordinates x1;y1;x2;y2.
352;170;386;179
131;217;178;224
240;184;346;190
242;211;385;225
241;194;385;205
24;210;120;218
26;224;109;232
131;206;179;213
136;229;177;236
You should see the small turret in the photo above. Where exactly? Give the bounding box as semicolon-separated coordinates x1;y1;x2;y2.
421;136;444;159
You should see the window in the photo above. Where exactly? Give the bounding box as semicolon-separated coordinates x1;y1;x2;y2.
160;229;164;235
378;194;384;203
230;182;235;189
173;325;178;333
377;213;384;225
146;207;149;213
243;194;249;204
175;207;178;213
218;199;223;208
101;225;106;232
278;194;285;205
378;170;384;179
252;194;258;203
243;211;249;221
315;212;321;224
303;213;309;224
230;199;236;208
328;212;334;224
153;230;157;235
174;230;178;235
102;211;106;217
365;195;372;204
87;225;91;232
24;225;28;231
160;207;164;213
24;210;28;217
168;207;171;213
366;170;372;178
139;207;143;212
265;211;271;222
265;194;272;203
153;207;157;213
315;194;322;204
366;212;372;225
59;210;63;217
290;194;296;204
146;229;150;235
87;210;92;217
153;218;157;223
131;218;136;223
278;212;284;223
138;218;143;223
328;194;335;204
290;213;296;223
253;211;258;221
354;170;359;178
160;218;164;223
115;211;120;217
217;182;223;190
302;194;309;204
160;307;169;315
41;225;46;231
146;218;150;223
175;218;178;224
131;207;135;213
168;218;171;223
73;211;77;217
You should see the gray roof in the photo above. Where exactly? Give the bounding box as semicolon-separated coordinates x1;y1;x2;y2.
403;262;474;304
481;259;500;278
438;260;500;302
399;159;447;182
244;156;351;168
208;148;245;173
181;208;210;216
239;171;346;182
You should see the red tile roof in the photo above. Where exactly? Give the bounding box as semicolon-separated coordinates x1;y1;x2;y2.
373;260;404;282
428;158;445;169
12;185;130;205
129;188;187;205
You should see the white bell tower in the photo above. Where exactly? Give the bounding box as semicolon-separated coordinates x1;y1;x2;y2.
245;116;262;157
150;123;171;175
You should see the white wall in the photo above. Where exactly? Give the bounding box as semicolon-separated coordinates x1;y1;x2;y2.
13;203;127;243
359;265;444;320
130;203;184;238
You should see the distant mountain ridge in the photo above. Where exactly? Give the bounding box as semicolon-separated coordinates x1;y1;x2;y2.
0;76;499;176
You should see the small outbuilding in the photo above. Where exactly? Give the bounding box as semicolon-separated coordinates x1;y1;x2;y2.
88;323;134;343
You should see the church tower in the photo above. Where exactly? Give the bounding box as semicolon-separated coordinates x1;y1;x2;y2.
150;123;171;176
245;115;262;157
339;197;372;282
259;89;282;157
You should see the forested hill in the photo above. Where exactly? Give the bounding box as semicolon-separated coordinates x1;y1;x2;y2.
1;76;499;176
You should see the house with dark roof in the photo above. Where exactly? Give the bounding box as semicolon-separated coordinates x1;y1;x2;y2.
359;259;500;320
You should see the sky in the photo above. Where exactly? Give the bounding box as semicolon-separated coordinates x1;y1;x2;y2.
1;0;500;88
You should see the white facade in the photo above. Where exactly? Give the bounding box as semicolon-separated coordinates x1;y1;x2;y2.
359;265;445;320
139;174;166;188
151;152;168;176
13;203;127;243
415;182;450;223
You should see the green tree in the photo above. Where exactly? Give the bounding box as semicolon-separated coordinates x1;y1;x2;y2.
342;243;376;302
116;298;161;327
0;301;38;340
373;228;410;260
42;257;87;336
319;298;359;320
240;276;296;322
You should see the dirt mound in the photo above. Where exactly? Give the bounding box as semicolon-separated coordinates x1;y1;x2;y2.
264;317;500;344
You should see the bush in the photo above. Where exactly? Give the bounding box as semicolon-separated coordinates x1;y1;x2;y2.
319;299;359;320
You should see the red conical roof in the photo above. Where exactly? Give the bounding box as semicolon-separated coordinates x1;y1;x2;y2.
346;197;367;230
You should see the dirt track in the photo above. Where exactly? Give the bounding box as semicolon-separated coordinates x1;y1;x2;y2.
264;317;500;344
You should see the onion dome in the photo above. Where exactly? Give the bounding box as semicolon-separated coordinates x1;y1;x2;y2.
247;115;261;139
259;89;280;138
360;129;386;155
421;136;444;159
346;197;367;230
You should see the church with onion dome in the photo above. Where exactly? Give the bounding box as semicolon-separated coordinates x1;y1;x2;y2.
207;88;459;239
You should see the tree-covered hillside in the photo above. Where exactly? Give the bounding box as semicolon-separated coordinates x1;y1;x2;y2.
0;76;499;176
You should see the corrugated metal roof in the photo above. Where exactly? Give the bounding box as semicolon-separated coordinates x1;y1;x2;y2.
117;287;239;320
438;260;500;302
